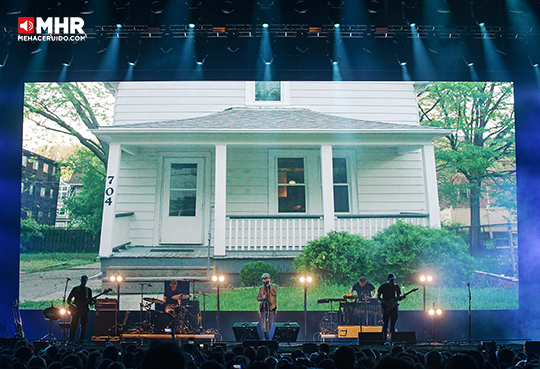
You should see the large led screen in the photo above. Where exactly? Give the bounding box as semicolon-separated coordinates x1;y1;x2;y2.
20;80;516;314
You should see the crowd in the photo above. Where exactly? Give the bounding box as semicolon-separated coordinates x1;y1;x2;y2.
0;339;538;369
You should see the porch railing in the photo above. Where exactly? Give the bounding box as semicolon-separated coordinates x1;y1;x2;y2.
113;212;134;249
335;213;429;239
225;213;429;251
226;215;324;251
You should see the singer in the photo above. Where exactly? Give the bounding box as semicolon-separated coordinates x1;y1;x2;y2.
256;273;278;339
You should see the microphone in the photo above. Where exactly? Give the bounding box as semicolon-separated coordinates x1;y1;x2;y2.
467;282;470;286
148;283;152;287
67;278;71;281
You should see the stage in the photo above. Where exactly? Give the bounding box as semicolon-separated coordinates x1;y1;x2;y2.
17;309;526;345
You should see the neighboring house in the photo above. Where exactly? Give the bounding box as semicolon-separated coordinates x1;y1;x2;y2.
93;81;451;286
21;149;60;226
55;176;84;228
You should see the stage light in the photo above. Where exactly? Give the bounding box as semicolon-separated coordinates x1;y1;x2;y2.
212;275;225;331
151;0;164;15
0;51;8;68
479;22;485;28
334;23;340;29
116;24;122;29
109;274;123;282
420;275;433;311
262;23;269;28
189;23;196;29
221;1;235;14
299;276;313;339
410;23;416;28
295;0;308;14
60;308;66;315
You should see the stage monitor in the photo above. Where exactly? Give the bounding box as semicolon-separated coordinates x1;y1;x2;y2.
269;322;300;342
232;322;262;341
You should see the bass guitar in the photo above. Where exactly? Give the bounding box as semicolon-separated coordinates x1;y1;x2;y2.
69;288;113;315
381;287;418;313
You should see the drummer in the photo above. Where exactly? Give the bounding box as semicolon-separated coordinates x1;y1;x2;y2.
163;279;181;311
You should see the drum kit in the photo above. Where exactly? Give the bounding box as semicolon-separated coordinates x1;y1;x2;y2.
128;293;202;335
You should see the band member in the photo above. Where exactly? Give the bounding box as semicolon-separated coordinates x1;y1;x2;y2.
257;273;278;339
377;273;401;342
163;279;180;312
350;277;378;299
67;275;92;341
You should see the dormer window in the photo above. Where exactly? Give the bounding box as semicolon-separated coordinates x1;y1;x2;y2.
255;81;281;101
246;81;290;106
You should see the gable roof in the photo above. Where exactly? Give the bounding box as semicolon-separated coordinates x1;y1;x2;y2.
101;107;447;133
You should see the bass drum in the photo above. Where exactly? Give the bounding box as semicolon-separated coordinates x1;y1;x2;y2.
184;300;200;330
153;312;174;334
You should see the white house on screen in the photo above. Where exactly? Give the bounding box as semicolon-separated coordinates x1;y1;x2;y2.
94;81;451;260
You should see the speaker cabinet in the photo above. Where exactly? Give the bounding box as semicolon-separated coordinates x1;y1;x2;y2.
269;322;300;342
393;331;417;344
358;332;385;345
232;322;262;341
94;298;118;336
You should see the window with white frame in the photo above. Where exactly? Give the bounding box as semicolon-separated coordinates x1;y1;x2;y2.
40;187;46;197
32;160;39;170
246;81;290;106
333;158;350;213
278;158;306;213
43;163;49;173
22;156;28;167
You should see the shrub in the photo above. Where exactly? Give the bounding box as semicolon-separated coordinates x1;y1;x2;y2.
20;218;47;252
372;221;473;286
293;231;377;285
239;261;280;286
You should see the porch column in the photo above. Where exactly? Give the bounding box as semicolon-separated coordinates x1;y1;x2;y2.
99;143;121;258
320;145;335;234
422;144;442;228
214;145;227;256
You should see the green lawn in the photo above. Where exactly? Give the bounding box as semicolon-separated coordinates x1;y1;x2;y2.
20;252;98;273
201;284;518;311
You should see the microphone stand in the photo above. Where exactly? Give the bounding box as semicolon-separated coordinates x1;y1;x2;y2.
263;284;270;339
62;278;70;342
468;282;472;343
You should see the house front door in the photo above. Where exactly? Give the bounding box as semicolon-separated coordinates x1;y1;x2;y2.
160;158;205;244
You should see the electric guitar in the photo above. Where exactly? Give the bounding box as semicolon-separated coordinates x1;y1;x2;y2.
381;287;418;313
68;288;113;314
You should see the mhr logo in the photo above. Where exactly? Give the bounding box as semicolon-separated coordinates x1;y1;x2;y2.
18;17;85;35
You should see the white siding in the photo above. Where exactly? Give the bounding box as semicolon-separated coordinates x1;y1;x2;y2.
113;81;419;126
115;150;159;246
114;81;247;125
227;147;269;215
289;81;419;125
356;148;427;213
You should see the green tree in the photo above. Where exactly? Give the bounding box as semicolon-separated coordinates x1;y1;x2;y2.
24;82;114;165
417;82;515;252
294;231;377;285
61;147;106;235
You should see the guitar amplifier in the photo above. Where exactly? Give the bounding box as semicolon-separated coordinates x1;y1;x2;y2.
95;298;118;336
96;298;117;310
338;325;383;338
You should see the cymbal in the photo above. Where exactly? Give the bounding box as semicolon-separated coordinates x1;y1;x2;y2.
172;294;191;300
143;297;164;304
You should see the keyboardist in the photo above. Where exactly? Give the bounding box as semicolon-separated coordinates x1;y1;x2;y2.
350;277;378;300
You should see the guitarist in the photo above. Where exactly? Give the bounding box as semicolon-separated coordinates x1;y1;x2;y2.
377;273;401;343
67;275;93;341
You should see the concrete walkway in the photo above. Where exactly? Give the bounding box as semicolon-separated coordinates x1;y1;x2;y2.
19;263;165;310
